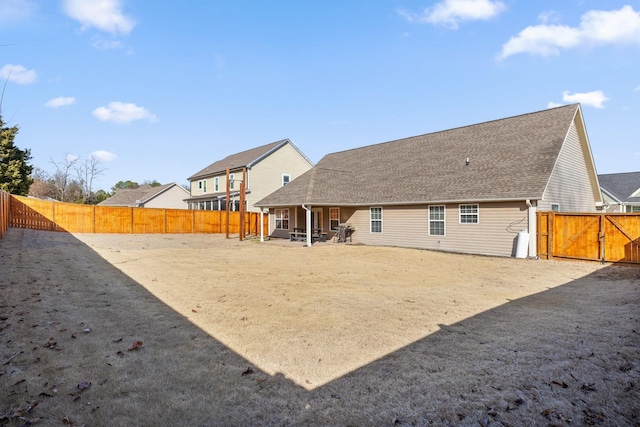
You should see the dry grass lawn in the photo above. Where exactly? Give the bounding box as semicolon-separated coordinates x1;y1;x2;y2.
0;229;638;426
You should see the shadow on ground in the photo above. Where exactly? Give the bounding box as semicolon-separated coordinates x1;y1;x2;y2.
0;229;638;426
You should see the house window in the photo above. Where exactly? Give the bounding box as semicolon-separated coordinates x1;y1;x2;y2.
329;207;340;231
551;203;560;212
229;174;235;190
627;205;640;213
429;205;445;236
275;208;289;230
198;180;207;193
282;174;291;186
459;204;478;224
370;207;382;233
214;177;219;192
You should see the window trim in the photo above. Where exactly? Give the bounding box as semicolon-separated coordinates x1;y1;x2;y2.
459;204;479;224
329;207;340;231
274;208;289;230
370;207;383;233
428;205;446;236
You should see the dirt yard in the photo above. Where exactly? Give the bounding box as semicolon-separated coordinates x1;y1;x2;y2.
1;229;638;426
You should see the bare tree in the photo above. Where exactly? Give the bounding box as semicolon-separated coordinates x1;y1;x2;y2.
50;155;79;202
75;155;106;203
28;167;56;199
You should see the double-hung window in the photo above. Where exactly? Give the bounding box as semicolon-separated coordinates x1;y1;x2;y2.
229;174;235;190
275;208;289;230
370;207;382;233
459;204;478;224
429;205;445;236
198;180;207;193
329;208;340;231
214;177;219;192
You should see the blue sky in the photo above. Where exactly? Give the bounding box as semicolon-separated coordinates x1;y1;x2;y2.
1;0;639;191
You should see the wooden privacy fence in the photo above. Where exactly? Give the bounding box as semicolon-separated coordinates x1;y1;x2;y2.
8;195;268;236
0;190;10;239
538;211;640;264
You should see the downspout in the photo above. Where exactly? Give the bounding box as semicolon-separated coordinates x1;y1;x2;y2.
302;204;312;247
526;199;537;259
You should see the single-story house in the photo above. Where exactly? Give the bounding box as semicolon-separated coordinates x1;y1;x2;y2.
255;104;603;258
185;139;313;213
98;183;189;209
599;171;640;212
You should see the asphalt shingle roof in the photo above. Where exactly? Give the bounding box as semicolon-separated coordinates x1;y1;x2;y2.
98;183;177;206
256;104;581;207
188;139;289;180
598;171;640;203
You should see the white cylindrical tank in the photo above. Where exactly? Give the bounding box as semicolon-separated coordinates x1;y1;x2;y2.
515;230;529;258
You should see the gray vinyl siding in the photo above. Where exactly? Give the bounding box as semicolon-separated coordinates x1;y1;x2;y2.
541;122;599;212
345;202;528;257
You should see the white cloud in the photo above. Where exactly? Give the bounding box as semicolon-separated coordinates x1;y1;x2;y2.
0;0;37;22
63;0;135;35
44;96;76;108
562;90;609;108
91;150;117;162
634;85;640;91
499;5;640;59
397;0;506;29
547;102;563;109
0;64;37;84
91;37;124;50
93;101;157;123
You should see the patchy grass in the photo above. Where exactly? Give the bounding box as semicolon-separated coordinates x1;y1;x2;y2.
1;229;638;426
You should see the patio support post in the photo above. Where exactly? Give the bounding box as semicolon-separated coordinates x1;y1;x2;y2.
259;207;264;242
527;199;537;258
302;204;312;247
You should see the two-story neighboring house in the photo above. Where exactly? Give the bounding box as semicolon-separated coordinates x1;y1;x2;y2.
186;139;313;212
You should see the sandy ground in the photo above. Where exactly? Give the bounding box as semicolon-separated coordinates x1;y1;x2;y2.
1;229;639;426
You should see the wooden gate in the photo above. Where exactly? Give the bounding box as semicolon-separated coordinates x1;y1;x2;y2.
537;212;640;263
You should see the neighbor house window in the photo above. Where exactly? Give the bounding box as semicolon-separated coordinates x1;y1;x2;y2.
282;174;291;186
370;207;382;233
429;205;445;236
198;180;206;193
229;174;235;190
275;208;289;230
459;204;478;224
626;205;640;213
214;177;219;192
329;207;340;231
551;203;560;212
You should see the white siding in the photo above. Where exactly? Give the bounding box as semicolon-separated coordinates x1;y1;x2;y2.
345;202;528;257
541;122;599;212
247;144;313;212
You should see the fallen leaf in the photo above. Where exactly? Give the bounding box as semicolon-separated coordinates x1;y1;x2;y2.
256;378;266;384
241;367;254;376
127;341;144;351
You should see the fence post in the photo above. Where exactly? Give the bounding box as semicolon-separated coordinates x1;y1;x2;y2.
599;213;605;263
548;211;554;260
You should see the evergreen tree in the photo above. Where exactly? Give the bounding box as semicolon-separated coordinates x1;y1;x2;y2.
0;115;33;195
